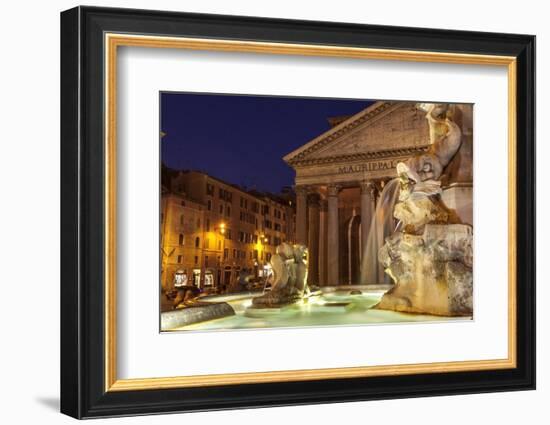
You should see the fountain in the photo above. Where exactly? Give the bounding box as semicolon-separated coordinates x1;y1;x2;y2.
249;242;310;308
361;178;401;284
160;102;474;331
373;103;474;316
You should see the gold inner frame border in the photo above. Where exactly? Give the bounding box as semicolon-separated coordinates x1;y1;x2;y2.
104;33;517;392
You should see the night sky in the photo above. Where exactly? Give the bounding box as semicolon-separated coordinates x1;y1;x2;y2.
161;92;374;193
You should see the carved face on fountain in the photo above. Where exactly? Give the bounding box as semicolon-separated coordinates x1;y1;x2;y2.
293;244;308;266
398;153;443;185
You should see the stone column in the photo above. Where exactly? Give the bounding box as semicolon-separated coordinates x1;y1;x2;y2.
327;185;341;285
295;186;308;245
307;193;320;286
318;199;328;286
360;180;375;265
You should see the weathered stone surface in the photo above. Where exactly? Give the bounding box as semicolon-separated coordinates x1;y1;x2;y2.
374;105;473;317
394;195;452;234
161;302;235;330
375;223;473;316
252;243;309;308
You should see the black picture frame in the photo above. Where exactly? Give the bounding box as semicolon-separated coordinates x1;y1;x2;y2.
61;5;536;419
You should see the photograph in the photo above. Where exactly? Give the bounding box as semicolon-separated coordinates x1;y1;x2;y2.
57;4;536;419
159;93;474;332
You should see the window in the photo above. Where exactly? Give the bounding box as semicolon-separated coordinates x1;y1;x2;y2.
181;200;186;206
233;249;236;259
180;214;184;225
205;256;209;267
160;213;164;223
274;223;281;231
205;238;210;249
207;199;212;211
218;188;233;201
226;205;231;217
254;249;258;260
224;248;229;260
195;237;200;248
178;234;184;245
206;183;214;195
197;218;201;228
194;256;198;265
218;240;221;250
219;204;223;214
206;219;210;232
177;255;183;264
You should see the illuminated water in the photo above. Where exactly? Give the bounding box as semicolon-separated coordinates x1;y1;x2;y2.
169;287;467;332
361;178;401;284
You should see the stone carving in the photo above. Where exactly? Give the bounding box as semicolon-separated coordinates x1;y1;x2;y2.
374;103;473;316
398;103;462;184
252;243;309;308
376;223;473;316
296;102;430;162
327;104;428;155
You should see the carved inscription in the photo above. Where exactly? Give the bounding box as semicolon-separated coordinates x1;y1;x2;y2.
337;159;399;174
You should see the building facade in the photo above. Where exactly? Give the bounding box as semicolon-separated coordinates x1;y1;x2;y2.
161;170;296;292
284;101;473;286
160;188;205;292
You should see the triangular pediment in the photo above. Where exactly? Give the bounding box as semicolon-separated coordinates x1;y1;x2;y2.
284;101;430;167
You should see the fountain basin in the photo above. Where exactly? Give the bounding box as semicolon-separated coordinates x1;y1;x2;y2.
161;302;235;329
161;286;469;332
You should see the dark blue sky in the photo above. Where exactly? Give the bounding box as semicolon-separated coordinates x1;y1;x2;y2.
161;92;374;193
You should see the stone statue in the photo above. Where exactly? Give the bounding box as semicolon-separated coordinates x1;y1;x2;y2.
374;103;473;316
252;243;309;308
400;103;462;185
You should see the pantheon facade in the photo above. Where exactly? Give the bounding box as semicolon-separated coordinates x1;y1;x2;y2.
284;101;473;286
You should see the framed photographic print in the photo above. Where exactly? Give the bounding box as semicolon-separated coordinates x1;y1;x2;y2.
60;6;536;419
